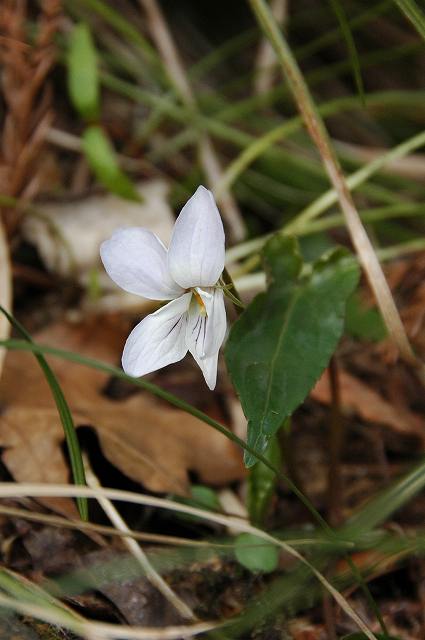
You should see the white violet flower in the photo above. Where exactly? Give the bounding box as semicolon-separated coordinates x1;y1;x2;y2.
100;185;227;390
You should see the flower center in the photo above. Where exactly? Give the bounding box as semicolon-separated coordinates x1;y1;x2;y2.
192;289;207;316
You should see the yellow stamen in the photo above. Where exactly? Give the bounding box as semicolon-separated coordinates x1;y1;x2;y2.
192;289;207;316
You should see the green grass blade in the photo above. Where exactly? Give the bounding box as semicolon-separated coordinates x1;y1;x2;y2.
328;0;365;104
0;306;87;520
67;22;100;120
343;456;425;538
393;0;425;40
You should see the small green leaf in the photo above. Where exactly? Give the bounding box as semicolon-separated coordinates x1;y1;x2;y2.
225;234;359;467
67;23;100;121
169;485;220;524
248;433;282;526
235;533;279;573
345;292;387;342
191;485;221;511
82;126;141;201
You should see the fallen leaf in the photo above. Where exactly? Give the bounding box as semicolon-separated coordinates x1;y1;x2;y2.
21;179;175;313
0;316;244;514
311;368;425;444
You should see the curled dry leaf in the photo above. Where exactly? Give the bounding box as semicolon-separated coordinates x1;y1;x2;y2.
0;316;244;516
311;367;425;445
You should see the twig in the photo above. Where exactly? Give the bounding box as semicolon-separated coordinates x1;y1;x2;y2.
84;456;196;622
138;0;246;242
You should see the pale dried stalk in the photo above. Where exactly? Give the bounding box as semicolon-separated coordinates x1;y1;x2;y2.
335;140;425;180
139;0;246;242
84;459;196;621
46;126;154;172
0;482;377;640
0;592;217;640
249;0;418;371
254;0;288;95
0;218;12;377
0;503;227;548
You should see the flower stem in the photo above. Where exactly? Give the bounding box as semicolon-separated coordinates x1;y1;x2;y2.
222;267;244;315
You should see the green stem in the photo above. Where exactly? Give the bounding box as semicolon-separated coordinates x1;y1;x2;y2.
222;267;244;315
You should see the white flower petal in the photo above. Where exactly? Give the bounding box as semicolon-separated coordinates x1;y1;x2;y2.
101;227;184;300
168;186;225;289
196;287;227;357
122;293;191;377
191;351;219;391
186;287;226;390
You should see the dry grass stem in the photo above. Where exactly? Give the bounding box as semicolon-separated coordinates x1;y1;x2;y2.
0;482;377;640
254;0;288;95
0;591;217;640
0;503;232;547
336;140;425;180
139;0;246;242
84;458;196;621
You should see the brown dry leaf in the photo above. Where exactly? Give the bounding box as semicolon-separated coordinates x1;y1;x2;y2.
0;316;244;514
311;367;425;444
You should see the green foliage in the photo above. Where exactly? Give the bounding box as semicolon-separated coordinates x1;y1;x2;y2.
345;292;387;342
67;23;99;121
234;533;279;573
248;433;282;526
343;456;425;538
190;485;221;511
328;0;365;104
226;234;360;467
170;485;221;524
82;126;141;201
393;0;425;41
67;24;140;200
